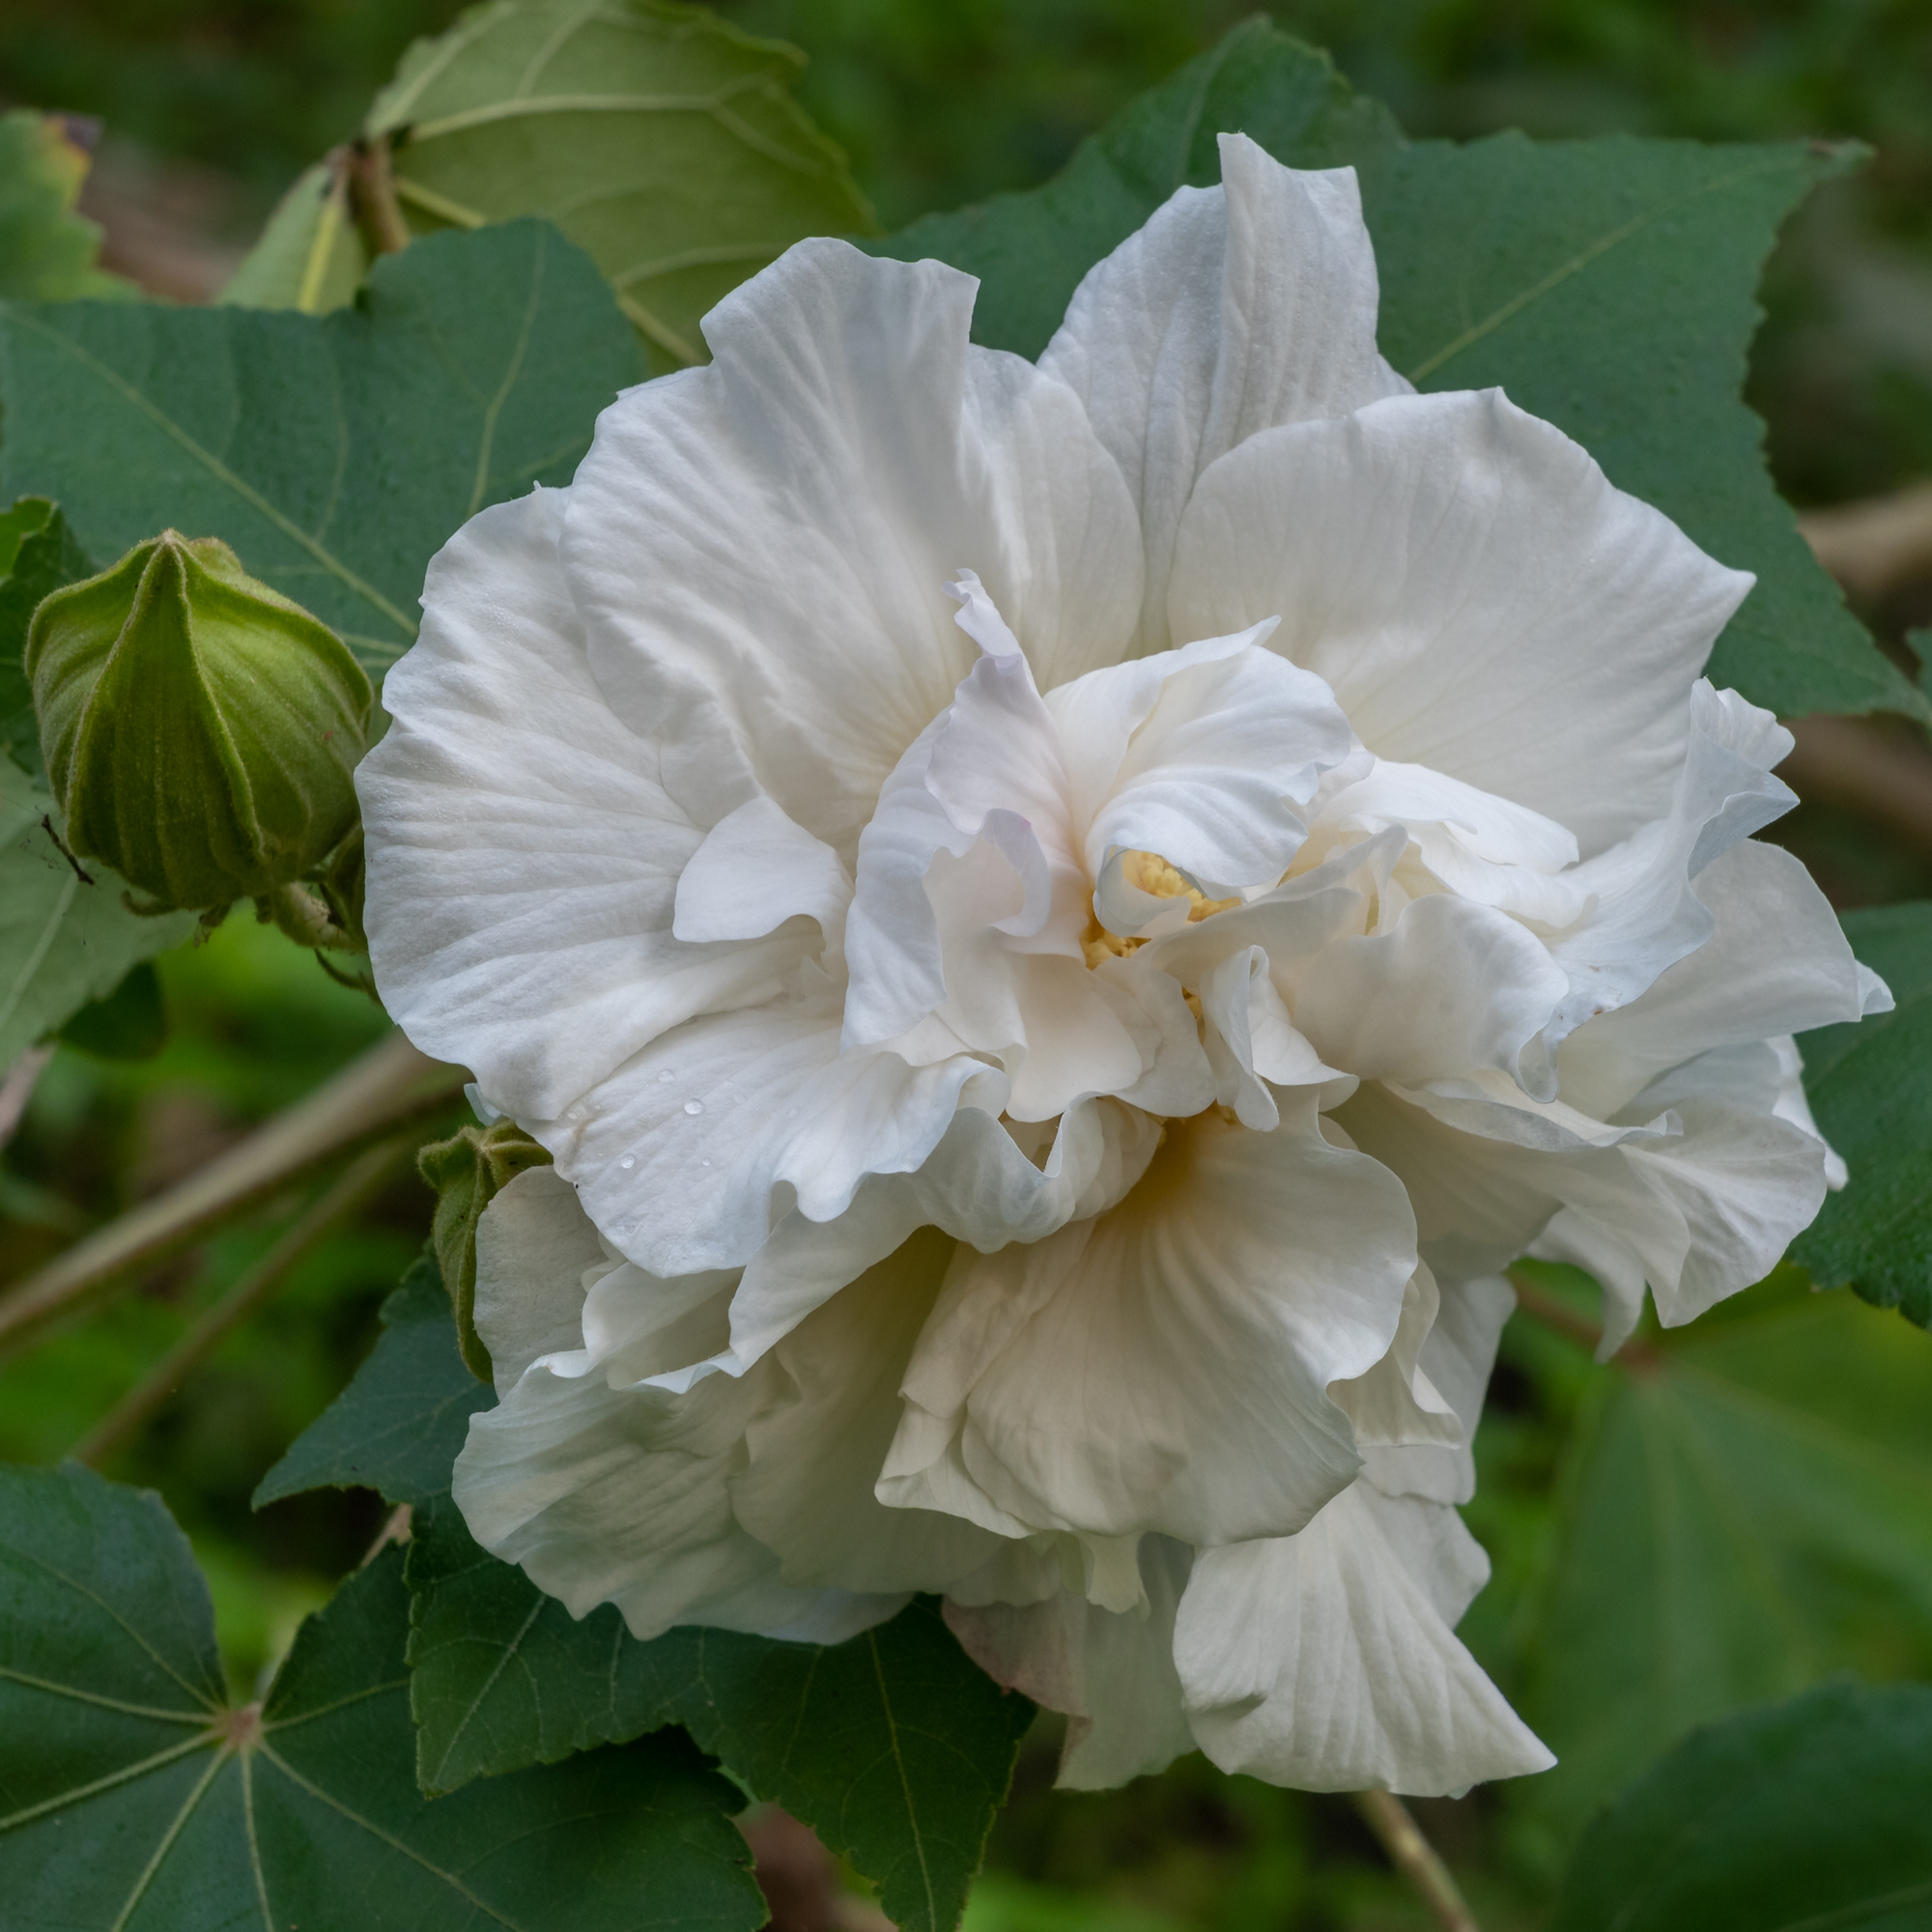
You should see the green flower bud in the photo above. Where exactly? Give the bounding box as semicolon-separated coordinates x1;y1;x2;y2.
25;531;373;911
418;1121;554;1382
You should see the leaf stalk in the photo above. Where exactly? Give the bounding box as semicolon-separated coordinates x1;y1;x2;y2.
1350;1789;1480;1932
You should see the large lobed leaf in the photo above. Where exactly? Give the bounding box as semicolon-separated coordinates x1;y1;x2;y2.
0;1461;764;1932
1514;1270;1932;1843
1793;903;1932;1324
874;20;1926;728
225;0;874;373
254;1252;493;1510
0;495;90;777
0;759;196;1068
406;1496;1034;1932
264;1261;1032;1932
880;20;1397;365
0;218;641;678
1552;1680;1932;1931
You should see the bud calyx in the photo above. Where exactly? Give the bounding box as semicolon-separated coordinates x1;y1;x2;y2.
27;531;373;910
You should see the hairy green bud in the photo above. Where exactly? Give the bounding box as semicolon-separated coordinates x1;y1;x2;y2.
26;531;373;910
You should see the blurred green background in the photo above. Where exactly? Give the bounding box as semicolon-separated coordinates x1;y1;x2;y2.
3;3;1931;1928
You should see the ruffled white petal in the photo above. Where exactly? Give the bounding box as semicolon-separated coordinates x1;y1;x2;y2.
672;795;851;946
1542;682;1797;1047
1361;1274;1518;1509
1556;838;1887;1120
1346;1071;1830;1354
945;1537;1195;1789
359;490;812;1121
1289;893;1569;1095
702;1094;1163;1377
1042;135;1406;654
1308;757;1588;929
1176;1485;1553;1794
884;1101;1417;1549
1167;388;1753;852
560;239;1142;860
1329;1264;1463;1452
531;975;1001;1279
1524;1095;1827;1349
454;1168;902;1642
843;619;1348;1120
733;1228;1008;1595
1062;628;1351;902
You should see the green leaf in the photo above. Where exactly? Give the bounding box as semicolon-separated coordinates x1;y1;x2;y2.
0;218;642;678
407;1493;1033;1932
220;160;364;317
0;495;91;779
1792;904;1932;1324
1514;1272;1932;1844
226;0;875;375
1359;131;1926;726
253;1253;493;1510
873;20;1926;727
0;1461;765;1931
0;760;196;1066
1551;1680;1932;1932
875;20;1398;366
272;1198;1029;1927
0;111;131;302
58;958;166;1060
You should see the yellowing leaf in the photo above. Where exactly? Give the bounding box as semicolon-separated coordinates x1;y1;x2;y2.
226;0;875;370
0;111;131;303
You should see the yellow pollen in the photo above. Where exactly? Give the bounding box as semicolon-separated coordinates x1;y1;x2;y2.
1081;849;1240;968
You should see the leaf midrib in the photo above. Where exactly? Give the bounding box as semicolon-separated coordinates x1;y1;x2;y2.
0;305;417;642
258;1741;534;1929
1403;151;1809;385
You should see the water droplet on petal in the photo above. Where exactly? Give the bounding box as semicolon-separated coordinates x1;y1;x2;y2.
657;1070;674;1085
620;1154;636;1170
700;1159;711;1167
683;1099;704;1116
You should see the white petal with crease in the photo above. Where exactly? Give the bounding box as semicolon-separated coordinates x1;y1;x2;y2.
1177;1485;1553;1794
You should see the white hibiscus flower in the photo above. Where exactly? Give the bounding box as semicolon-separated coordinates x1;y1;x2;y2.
357;134;1890;1797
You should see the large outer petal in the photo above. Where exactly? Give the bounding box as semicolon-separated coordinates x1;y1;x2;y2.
1177;1485;1553;1795
561;239;1142;860
1041;136;1406;655
359;490;810;1121
1167;388;1753;853
453;1168;901;1642
885;1102;1417;1548
944;1538;1196;1790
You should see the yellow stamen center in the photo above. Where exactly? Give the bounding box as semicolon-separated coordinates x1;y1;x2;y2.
1081;848;1240;968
